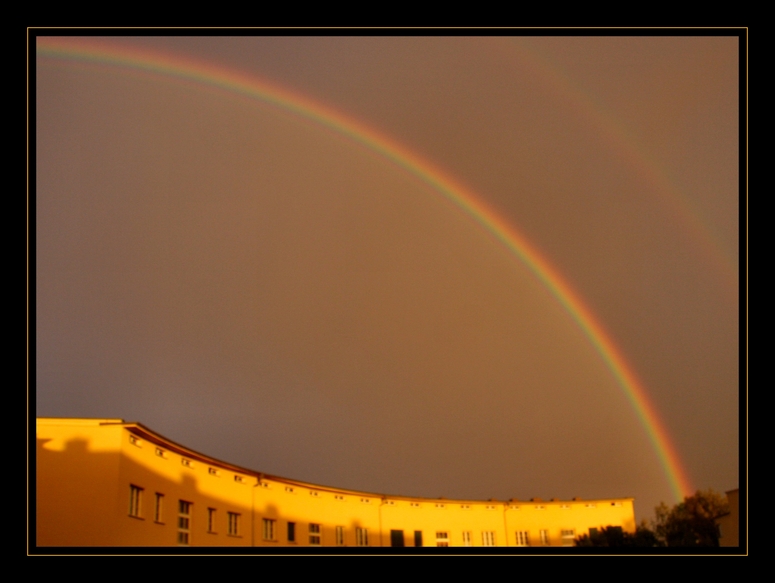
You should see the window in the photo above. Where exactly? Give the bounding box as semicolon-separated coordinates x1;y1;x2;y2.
228;512;240;536
288;522;296;542
462;531;472;546
155;447;167;458
516;531;530;546
129;434;140;447
436;531;449;547
356;527;369;546
482;531;496;546
391;529;404;547
208;508;217;533
263;518;276;541
540;530;549;545
154;493;164;523
309;523;321;545
335;526;345;546
561;529;575;547
208;467;219;476
129;485;143;518
415;530;423;547
178;500;192;545
181;458;192;468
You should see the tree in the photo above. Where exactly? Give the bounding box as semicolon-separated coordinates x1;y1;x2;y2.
575;521;661;547
653;489;729;547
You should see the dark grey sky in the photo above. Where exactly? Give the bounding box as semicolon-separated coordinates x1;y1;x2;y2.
35;35;740;520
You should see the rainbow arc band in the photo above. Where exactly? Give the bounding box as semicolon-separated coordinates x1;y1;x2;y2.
36;37;693;502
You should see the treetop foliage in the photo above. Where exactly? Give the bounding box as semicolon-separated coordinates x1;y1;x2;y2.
575;489;729;548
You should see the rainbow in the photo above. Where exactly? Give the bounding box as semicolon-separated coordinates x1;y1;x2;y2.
488;37;738;302
35;37;693;502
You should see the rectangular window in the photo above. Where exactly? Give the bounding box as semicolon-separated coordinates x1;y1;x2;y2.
462;531;472;546
516;530;530;546
263;518;276;541
208;508;216;533
391;529;404;547
129;485;143;518
228;512;240;536
154;493;164;523
436;531;450;547
335;526;345;546
415;530;423;547
482;531;496;546
288;521;296;543
561;529;575;547
356;527;369;547
178;500;192;545
540;529;549;545
309;523;321;545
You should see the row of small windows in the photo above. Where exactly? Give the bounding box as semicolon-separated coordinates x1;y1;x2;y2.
129;490;579;547
128;485;240;545
129;436;248;483
388;530;495;547
263;519;367;546
131;438;623;510
389;529;572;547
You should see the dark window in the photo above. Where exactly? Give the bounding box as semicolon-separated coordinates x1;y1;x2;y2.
288;521;296;542
390;529;404;547
414;530;423;547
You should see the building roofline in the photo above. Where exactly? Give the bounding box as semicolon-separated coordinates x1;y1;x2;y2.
37;417;635;506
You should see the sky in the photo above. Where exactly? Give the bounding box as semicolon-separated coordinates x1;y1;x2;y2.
34;34;741;521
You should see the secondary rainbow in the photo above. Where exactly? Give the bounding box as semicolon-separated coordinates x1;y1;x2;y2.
489;37;738;302
36;37;694;502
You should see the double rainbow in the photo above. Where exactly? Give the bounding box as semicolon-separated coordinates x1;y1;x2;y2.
36;37;693;502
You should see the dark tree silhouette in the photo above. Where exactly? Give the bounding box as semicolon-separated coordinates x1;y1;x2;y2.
653;489;729;547
575;522;661;547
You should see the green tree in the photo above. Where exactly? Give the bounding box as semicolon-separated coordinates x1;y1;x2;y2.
653;489;729;547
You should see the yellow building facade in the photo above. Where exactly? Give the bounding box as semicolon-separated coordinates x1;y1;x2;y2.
36;418;636;548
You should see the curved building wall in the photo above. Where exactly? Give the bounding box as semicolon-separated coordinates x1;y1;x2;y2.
36;418;636;548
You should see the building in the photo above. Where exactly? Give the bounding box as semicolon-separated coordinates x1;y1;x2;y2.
716;488;739;547
36;418;636;548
